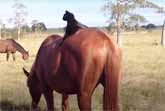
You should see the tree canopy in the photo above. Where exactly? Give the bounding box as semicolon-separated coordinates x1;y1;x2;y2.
31;22;47;32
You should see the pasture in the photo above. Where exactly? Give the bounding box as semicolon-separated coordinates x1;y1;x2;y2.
0;30;165;111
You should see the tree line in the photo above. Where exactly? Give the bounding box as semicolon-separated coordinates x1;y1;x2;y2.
0;22;47;39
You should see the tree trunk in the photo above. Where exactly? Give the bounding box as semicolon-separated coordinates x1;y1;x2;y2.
0;26;1;39
18;26;21;40
117;26;122;47
161;19;165;47
116;0;122;47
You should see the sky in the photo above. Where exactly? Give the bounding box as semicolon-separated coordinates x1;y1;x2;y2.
0;0;165;28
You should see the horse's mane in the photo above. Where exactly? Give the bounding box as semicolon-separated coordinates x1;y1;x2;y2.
7;39;27;53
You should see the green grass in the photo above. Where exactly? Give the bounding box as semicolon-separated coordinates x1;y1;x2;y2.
0;30;165;111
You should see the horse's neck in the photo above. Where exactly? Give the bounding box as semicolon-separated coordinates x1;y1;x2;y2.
12;41;27;54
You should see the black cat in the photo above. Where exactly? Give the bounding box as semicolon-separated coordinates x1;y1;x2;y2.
62;10;88;42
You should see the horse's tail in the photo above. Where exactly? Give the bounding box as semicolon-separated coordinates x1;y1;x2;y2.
103;47;122;111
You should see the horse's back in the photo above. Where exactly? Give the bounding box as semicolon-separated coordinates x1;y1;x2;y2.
34;34;62;64
64;28;118;56
0;39;15;52
61;28;120;73
41;34;62;47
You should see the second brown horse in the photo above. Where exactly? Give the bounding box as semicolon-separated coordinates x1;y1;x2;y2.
23;28;122;111
0;39;29;61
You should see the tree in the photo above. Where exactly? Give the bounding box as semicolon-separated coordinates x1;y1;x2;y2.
157;7;165;46
0;22;7;38
142;2;165;46
102;0;161;47
125;14;147;31
1;24;6;38
31;22;47;32
0;19;2;39
145;23;156;29
31;20;38;27
21;24;30;33
162;19;165;46
31;20;47;37
106;22;116;35
10;0;27;40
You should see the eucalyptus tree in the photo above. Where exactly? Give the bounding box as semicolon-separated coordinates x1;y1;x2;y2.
157;7;165;46
10;0;27;40
102;0;164;47
0;19;2;39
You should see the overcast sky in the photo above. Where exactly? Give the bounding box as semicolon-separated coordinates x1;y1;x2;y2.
0;0;165;28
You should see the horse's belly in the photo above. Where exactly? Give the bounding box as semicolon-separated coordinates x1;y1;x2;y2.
0;48;6;53
54;86;78;94
48;74;78;94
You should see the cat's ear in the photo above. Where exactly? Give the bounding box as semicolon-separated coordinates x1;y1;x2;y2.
65;10;69;13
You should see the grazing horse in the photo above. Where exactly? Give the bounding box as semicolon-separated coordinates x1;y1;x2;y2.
23;28;122;111
0;39;29;61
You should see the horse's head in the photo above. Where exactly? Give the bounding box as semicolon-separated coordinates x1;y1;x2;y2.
63;10;75;21
22;51;29;60
23;67;41;109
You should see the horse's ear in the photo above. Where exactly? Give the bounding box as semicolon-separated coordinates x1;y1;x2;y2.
23;67;30;77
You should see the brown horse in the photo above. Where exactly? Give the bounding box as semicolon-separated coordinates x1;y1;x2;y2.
23;28;122;111
0;39;29;61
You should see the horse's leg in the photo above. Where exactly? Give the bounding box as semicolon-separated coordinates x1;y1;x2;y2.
76;60;104;111
77;92;92;111
43;88;55;111
12;53;16;61
103;52;122;111
77;74;99;111
6;52;9;61
62;94;69;111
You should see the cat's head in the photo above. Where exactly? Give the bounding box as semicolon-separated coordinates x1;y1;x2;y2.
63;10;75;21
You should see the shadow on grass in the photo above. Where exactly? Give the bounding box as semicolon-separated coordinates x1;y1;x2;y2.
0;100;30;111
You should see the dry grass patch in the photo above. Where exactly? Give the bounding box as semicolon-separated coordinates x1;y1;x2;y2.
0;30;165;111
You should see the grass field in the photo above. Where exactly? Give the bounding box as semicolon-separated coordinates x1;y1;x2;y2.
0;30;165;111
